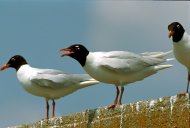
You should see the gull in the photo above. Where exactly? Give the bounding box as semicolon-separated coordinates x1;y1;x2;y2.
60;44;173;109
168;22;190;94
0;55;99;118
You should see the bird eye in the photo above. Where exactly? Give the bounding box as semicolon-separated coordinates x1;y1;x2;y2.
177;24;180;28
75;46;80;50
11;58;16;61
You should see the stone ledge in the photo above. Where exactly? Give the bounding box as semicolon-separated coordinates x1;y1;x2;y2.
12;93;190;128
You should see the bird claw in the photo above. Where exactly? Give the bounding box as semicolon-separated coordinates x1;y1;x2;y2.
177;92;187;97
107;104;116;109
118;102;122;105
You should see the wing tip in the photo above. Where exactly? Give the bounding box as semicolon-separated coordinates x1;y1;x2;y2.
154;64;173;70
166;58;175;61
80;80;100;86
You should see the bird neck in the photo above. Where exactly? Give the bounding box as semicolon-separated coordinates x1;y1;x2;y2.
173;32;189;44
15;62;28;72
76;55;88;67
173;30;185;43
71;51;89;67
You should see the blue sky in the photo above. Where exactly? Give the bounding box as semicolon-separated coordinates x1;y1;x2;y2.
0;1;189;127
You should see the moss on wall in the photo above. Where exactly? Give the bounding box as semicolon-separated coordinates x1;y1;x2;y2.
13;94;190;128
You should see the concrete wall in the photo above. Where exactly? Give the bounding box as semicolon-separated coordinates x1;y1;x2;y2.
14;94;190;128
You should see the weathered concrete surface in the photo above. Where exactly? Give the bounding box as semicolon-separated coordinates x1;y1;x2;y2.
13;94;190;128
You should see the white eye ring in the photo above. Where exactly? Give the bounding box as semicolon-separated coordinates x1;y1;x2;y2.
177;25;180;28
11;58;16;61
75;46;80;50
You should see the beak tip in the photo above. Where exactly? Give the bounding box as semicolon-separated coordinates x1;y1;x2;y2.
59;48;68;51
59;48;74;57
168;30;174;39
0;64;10;71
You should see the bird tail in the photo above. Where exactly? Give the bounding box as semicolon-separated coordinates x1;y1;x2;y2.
69;74;99;89
166;58;175;61
139;64;173;79
79;79;99;87
154;64;173;71
141;50;173;59
78;74;99;88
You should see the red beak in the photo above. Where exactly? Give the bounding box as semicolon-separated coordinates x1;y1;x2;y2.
60;48;74;57
168;30;174;38
0;64;10;71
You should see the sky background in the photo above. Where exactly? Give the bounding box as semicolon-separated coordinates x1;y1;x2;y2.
0;1;190;127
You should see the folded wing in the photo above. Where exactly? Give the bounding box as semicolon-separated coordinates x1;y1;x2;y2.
30;69;99;89
99;51;171;74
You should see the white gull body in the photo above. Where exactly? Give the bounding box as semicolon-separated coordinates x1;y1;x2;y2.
17;64;99;100
61;44;173;109
0;55;99;118
84;51;172;86
173;32;190;70
168;22;190;94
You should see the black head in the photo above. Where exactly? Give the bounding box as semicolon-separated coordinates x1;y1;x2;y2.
0;55;28;71
168;22;185;42
60;44;89;67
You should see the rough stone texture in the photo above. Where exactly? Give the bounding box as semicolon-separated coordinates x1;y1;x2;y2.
12;94;190;128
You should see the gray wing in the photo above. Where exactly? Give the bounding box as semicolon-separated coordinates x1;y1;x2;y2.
99;51;165;73
30;69;92;89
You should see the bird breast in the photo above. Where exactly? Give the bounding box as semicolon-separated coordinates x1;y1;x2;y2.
173;38;190;70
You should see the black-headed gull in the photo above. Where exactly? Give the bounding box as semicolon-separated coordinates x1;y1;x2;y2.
60;44;173;109
168;22;190;94
0;55;99;118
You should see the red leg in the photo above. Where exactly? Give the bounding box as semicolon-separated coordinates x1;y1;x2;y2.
178;72;190;96
186;73;190;93
46;99;49;119
119;86;124;105
108;85;119;109
52;99;55;118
